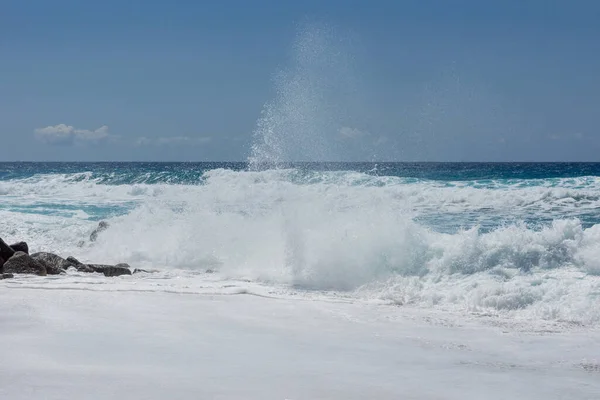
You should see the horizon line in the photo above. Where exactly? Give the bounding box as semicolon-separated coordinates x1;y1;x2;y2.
1;160;600;164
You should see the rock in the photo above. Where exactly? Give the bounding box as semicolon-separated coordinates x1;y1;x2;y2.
102;267;131;277
66;256;83;266
9;241;29;254
90;221;109;242
1;273;14;280
3;252;47;276
30;252;72;275
66;256;96;273
89;264;132;277
65;257;131;276
0;237;16;266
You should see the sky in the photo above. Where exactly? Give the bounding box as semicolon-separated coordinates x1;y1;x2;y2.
1;0;599;162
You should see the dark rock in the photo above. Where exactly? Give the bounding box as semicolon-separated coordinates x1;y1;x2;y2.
9;242;29;254
102;266;131;277
66;256;96;273
1;273;14;280
0;237;16;266
0;256;4;273
205;269;215;274
30;252;72;275
54;255;131;276
78;265;96;273
3;252;47;276
90;221;109;242
89;264;132;277
66;256;83;266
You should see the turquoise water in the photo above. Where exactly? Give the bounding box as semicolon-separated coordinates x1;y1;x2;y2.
2;162;600;182
2;162;600;230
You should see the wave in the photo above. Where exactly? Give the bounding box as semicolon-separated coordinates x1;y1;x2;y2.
2;168;600;225
1;168;600;324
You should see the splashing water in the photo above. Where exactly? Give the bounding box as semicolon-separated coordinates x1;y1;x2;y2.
2;162;600;325
249;22;366;168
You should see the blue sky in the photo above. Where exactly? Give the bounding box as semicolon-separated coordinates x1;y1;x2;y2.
1;0;599;161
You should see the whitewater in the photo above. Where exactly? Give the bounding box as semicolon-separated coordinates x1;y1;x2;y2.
2;163;600;323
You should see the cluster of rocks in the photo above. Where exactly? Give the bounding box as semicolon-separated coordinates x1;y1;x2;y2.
1;222;143;280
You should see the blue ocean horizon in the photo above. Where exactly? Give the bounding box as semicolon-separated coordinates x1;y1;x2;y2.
3;161;600;182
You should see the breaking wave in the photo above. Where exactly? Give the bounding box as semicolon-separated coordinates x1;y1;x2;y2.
2;167;600;324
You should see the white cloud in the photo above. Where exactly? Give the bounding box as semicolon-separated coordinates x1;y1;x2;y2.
136;136;211;147
338;126;369;140
34;124;113;145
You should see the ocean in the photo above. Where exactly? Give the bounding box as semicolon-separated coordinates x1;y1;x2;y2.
2;161;600;326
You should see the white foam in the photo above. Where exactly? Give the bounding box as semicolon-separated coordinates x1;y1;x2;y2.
3;169;600;324
1;287;599;399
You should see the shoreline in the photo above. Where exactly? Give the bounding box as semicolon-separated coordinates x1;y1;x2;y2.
1;286;599;399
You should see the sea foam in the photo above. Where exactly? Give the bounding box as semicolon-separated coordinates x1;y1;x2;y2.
2;168;600;324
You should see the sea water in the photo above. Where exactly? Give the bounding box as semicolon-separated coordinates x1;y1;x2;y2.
2;161;600;326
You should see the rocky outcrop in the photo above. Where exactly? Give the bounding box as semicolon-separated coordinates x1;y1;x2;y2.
66;256;96;273
3;252;47;276
67;256;132;276
30;252;72;275
10;242;29;254
0;240;30;267
1;236;143;278
1;273;14;280
89;263;132;277
0;237;16;266
66;255;83;266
